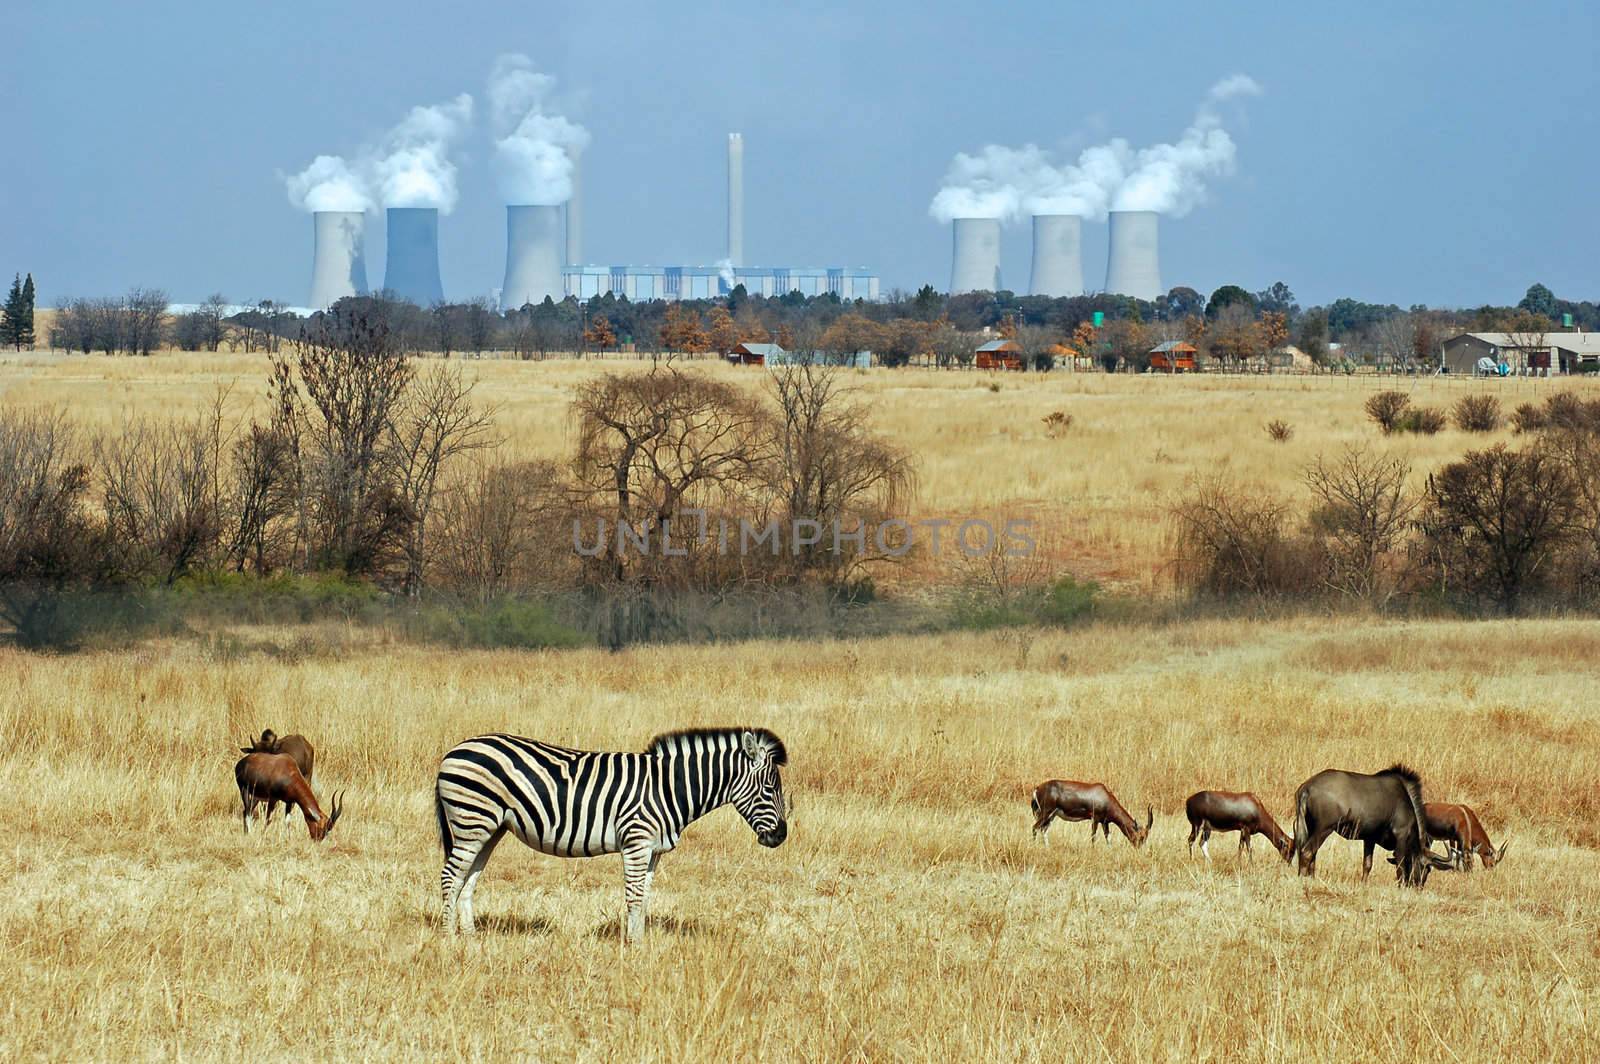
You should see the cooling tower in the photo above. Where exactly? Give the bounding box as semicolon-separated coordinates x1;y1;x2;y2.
383;207;444;305
1028;214;1083;298
727;133;744;266
309;211;369;309
565;147;582;266
949;217;1001;294
1104;210;1161;301
501;204;564;311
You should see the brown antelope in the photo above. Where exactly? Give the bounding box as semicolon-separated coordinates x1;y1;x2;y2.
1423;802;1507;871
1030;780;1152;847
240;730;316;828
1184;790;1292;861
235;752;344;842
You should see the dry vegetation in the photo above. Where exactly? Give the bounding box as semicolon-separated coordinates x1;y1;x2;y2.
0;618;1596;1060
1;354;1598;1059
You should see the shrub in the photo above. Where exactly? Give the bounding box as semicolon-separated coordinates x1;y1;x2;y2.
1265;419;1293;443
409;597;588;650
1042;411;1072;439
1417;444;1579;612
1452;394;1502;433
1170;476;1314;599
1510;402;1547;434
948;576;1098;631
1365;391;1411;433
1396;406;1447;435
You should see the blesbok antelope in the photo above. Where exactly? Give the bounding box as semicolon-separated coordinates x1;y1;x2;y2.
1290;764;1452;887
1184;790;1292;861
1030;780;1152;848
240;730;316;828
1423;802;1507;871
235;752;344;842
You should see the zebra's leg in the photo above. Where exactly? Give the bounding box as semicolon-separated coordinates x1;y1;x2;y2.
457;825;508;934
441;823;499;935
639;851;661;924
622;844;653;943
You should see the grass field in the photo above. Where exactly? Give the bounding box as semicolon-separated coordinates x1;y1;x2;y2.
1;349;1585;590
1;353;1597;1059
0;617;1596;1060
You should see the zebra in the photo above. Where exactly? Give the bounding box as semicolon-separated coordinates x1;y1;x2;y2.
434;727;788;942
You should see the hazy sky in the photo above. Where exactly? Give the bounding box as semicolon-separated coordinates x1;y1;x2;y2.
6;1;1596;309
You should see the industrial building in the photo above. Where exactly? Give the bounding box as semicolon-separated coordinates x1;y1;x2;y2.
555;265;878;304
1442;331;1600;375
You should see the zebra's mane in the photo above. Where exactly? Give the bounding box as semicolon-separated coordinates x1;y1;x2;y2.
645;727;788;766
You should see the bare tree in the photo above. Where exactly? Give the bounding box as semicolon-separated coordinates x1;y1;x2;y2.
1303;447;1415;602
386;364;496;594
434;458;571;600
96;414;225;582
463;297;496;358
123;288;168;356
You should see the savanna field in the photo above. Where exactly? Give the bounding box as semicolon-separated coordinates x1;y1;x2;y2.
1;353;1598;1060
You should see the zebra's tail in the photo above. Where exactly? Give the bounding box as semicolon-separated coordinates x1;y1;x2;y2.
434;779;453;857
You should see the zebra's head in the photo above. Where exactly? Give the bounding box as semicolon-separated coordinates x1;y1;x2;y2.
732;729;788;848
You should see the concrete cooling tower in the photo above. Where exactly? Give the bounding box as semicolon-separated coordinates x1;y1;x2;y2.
501;204;564;310
383;207;444;305
949;217;1001;294
1028;214;1083;298
309;211;369;309
1104;210;1161;301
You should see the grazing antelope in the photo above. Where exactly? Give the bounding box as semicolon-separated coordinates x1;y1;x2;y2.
1290;764;1452;887
1030;780;1152;848
235;752;344;842
435;728;788;942
1423;802;1507;871
1184;790;1292;861
240;730;317;828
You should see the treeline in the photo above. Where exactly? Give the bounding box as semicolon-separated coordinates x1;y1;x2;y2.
1172;390;1600;613
0;304;915;647
31;277;1596;372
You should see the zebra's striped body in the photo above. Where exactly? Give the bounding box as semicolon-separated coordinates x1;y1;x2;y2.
435;727;787;941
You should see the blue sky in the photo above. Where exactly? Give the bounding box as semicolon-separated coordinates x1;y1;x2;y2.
5;1;1596;308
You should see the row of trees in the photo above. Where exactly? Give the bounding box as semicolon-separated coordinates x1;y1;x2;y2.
0;305;911;644
1173;390;1600;612
1;274;35;350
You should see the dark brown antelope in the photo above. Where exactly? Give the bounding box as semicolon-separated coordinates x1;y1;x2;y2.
240;729;315;783
235;752;344;842
1184;790;1292;861
1424;802;1507;871
1030;780;1152;847
1290;764;1452;887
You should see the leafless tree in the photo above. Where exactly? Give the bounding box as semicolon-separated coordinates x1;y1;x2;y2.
1303;447;1415;602
434;458;572;600
123;288;168;356
96;413;226;582
463;297;496;358
386;364;496;595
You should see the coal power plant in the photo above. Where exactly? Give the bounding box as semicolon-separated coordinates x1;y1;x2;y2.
309;211;369;309
501;205;565;310
1027;214;1083;298
949;218;1001;295
1103;210;1161;302
383;207;445;305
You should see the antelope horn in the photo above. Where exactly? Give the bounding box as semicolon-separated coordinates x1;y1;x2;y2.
1145;806;1154;832
1495;838;1509;864
325;790;345;832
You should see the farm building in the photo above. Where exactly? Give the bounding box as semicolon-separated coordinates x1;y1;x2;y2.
1147;340;1197;373
1442;332;1600;375
1267;345;1315;372
975;339;1024;371
730;341;785;366
731;343;873;369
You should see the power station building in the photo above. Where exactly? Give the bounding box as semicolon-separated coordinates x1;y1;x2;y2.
555;265;878;304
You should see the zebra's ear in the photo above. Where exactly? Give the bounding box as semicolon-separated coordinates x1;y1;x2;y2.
741;731;761;760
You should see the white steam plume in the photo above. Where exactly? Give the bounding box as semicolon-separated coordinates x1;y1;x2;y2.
1112;74;1261;215
489;54;590;205
370;94;475;213
928;74;1261;223
285;154;372;213
716;258;736;290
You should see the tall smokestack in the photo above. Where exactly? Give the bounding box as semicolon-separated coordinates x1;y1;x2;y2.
727;133;744;266
565;147;582;266
1104;210;1161;301
949;217;1001;294
383;207;444;305
1028;214;1083;298
309;211;369;309
501;204;564;311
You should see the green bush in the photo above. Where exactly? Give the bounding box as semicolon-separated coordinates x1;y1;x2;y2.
409;598;588;650
948;576;1098;631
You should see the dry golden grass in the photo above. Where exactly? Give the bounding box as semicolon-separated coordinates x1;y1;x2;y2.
2;348;1591;590
1;616;1597;1060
